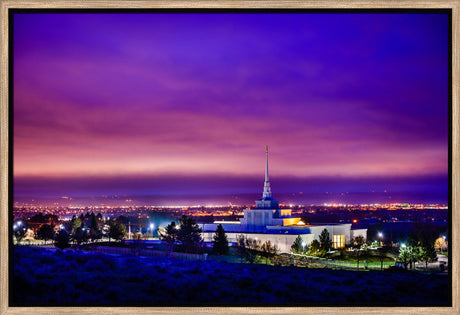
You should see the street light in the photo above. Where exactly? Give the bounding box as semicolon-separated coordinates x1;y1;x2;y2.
442;235;447;254
150;223;154;239
378;232;383;246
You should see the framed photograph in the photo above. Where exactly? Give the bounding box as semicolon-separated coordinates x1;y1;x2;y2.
1;1;458;314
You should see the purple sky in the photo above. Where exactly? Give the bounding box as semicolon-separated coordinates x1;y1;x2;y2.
13;12;449;203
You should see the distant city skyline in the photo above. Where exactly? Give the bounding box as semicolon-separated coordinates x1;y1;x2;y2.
13;12;449;202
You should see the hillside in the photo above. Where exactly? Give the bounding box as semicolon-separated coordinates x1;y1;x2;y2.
12;246;449;306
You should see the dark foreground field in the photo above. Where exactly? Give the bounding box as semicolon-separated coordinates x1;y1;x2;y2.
12;246;449;306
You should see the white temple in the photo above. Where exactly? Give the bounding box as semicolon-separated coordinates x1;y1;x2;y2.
200;147;367;252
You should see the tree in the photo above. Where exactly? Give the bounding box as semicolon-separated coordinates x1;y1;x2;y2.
96;212;103;225
235;235;248;263
54;230;70;249
36;224;55;244
308;239;321;256
399;244;421;270
420;244;438;270
319;229;332;252
353;235;365;247
177;215;203;253
108;219;127;241
72;226;89;247
88;213;102;242
291;235;304;254
29;213;59;225
79;214;85;227
411;222;439;248
235;235;261;264
377;247;388;271
261;240;278;264
434;237;447;253
161;221;178;254
408;245;422;270
244;237;262;264
212;224;229;255
352;243;368;270
71;216;82;233
398;245;410;270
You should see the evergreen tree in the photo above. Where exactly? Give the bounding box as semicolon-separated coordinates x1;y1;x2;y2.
161;221;178;253
54;230;70;249
291;235;303;254
79;214;85;226
212;224;229;255
36;224;55;244
235;235;247;263
96;212;103;224
88;213;102;242
177;215;203;253
319;229;332;252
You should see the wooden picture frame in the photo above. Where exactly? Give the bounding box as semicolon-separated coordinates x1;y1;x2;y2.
1;1;458;314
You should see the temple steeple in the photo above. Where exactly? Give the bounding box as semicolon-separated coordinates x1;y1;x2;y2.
255;146;279;209
262;145;272;199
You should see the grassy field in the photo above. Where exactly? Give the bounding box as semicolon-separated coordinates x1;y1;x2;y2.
12;246;449;306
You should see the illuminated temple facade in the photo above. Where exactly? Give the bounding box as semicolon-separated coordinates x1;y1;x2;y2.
200;147;367;252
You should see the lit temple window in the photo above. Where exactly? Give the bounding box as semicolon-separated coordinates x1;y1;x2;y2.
333;234;345;249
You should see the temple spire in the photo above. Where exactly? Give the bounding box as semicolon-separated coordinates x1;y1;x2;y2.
265;145;269;182
262;145;272;198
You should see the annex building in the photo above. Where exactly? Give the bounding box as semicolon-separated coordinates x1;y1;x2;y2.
200;147;367;253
